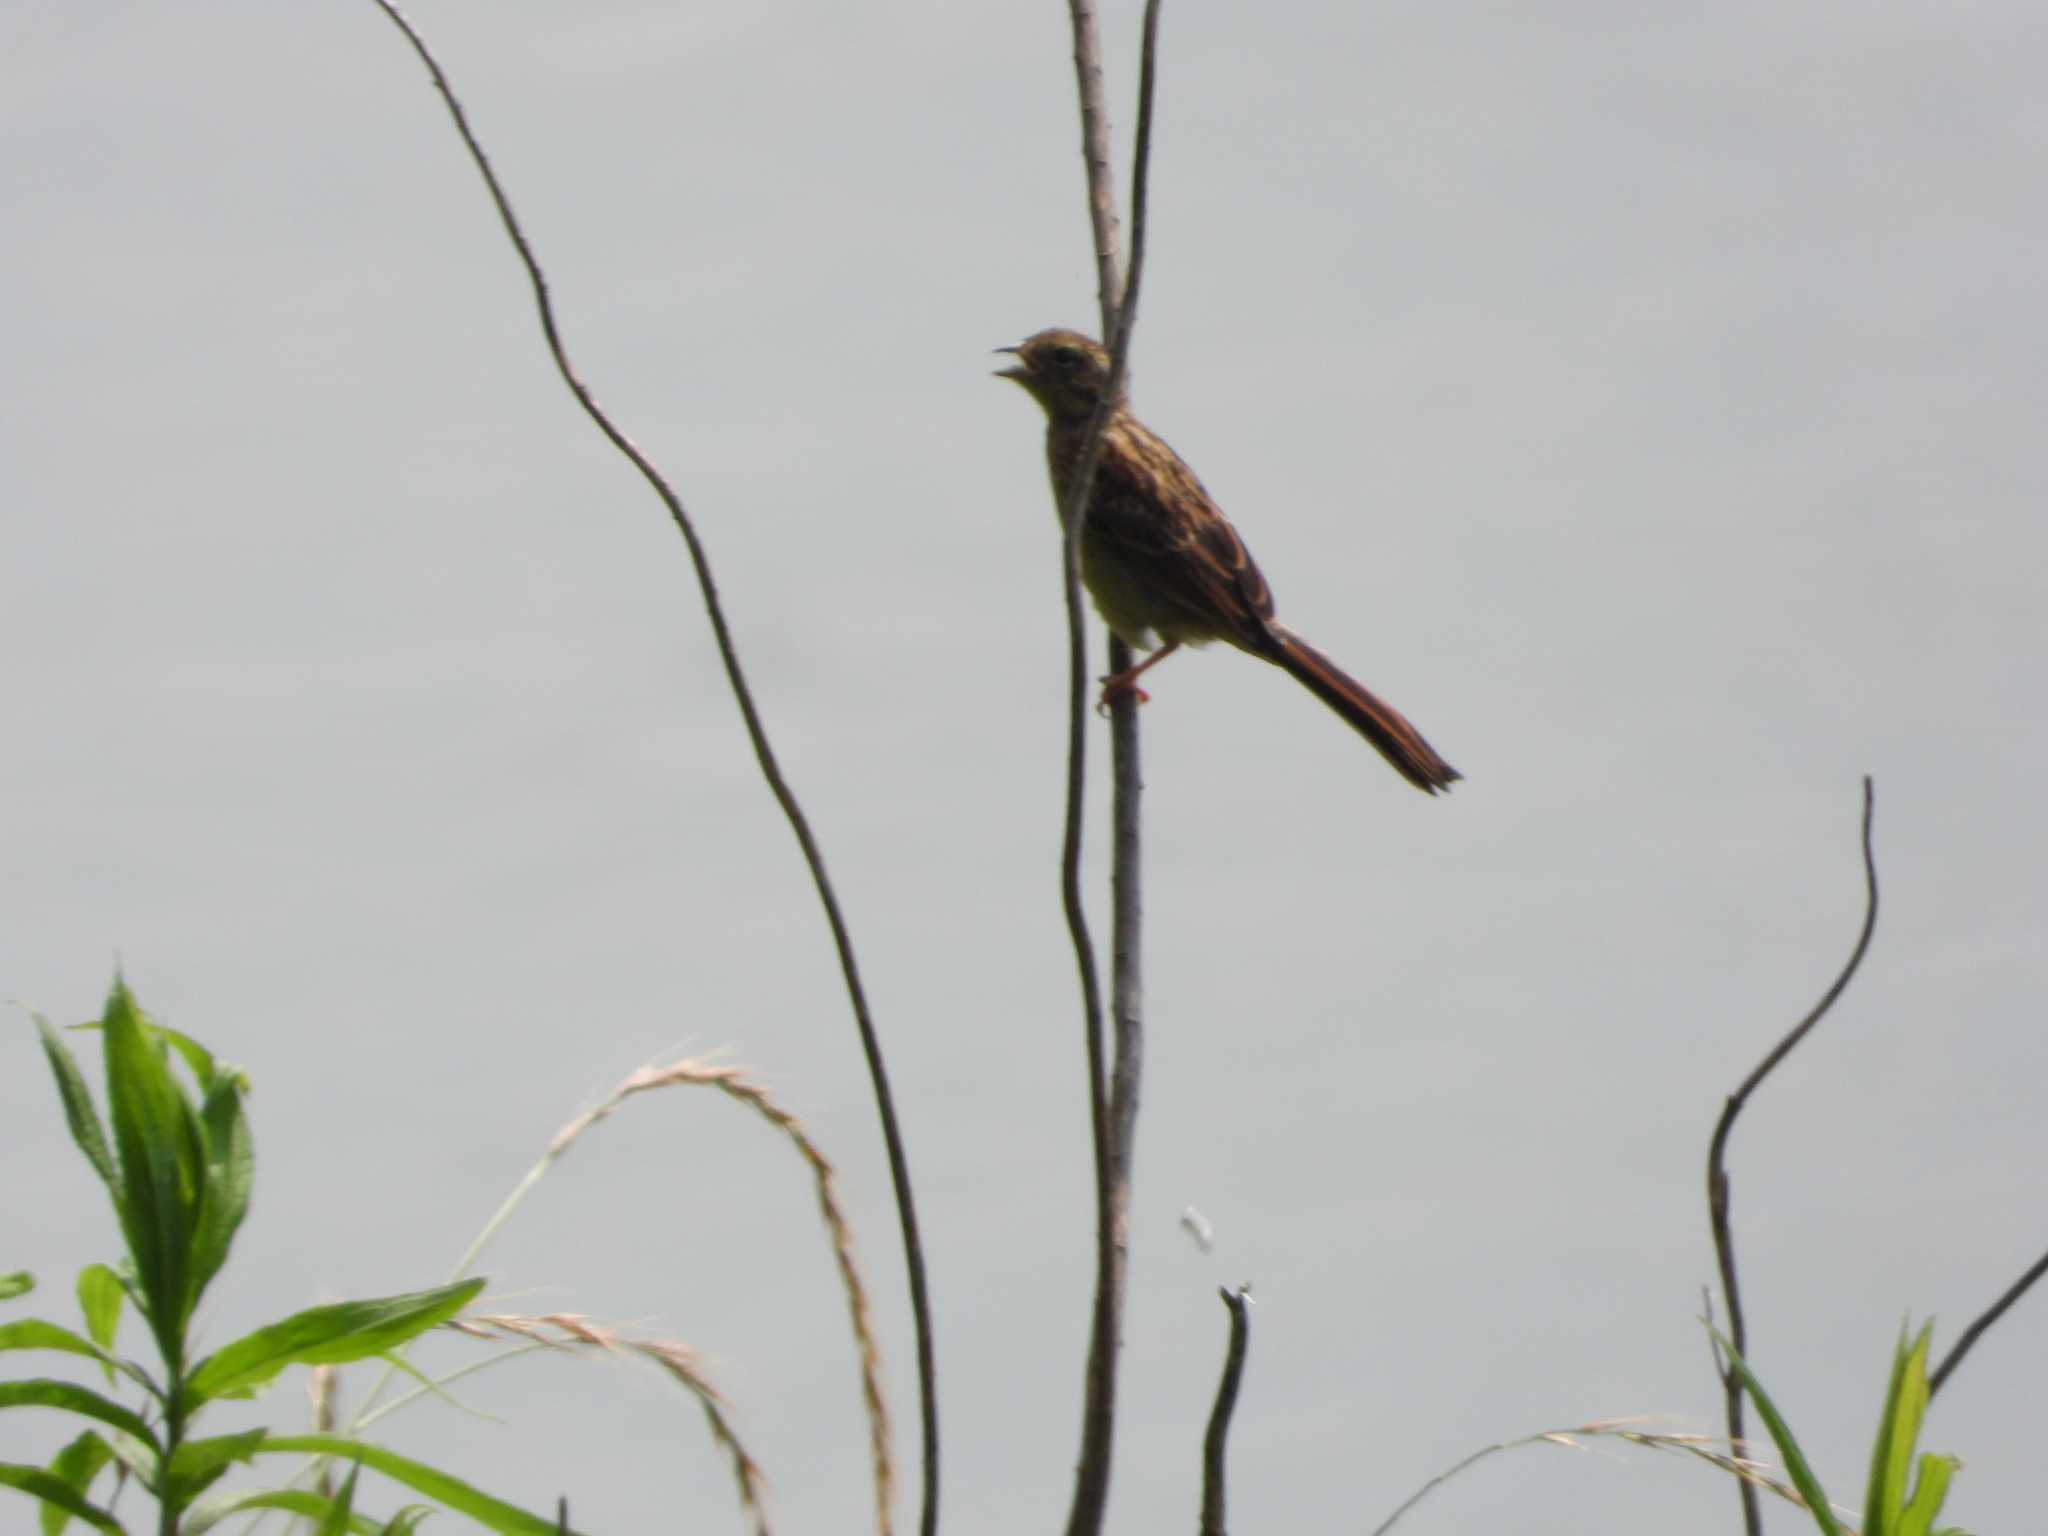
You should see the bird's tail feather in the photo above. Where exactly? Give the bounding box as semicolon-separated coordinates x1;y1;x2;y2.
1265;625;1461;794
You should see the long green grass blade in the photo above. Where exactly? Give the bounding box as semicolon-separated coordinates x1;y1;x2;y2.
1713;1330;1846;1536
180;1488;382;1536
260;1434;586;1535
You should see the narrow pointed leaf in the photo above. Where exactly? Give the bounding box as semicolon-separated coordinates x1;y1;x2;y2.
318;1461;363;1536
163;1428;267;1506
1;1273;32;1302
0;1319;120;1371
1713;1330;1846;1536
100;983;202;1353
1898;1451;1959;1536
0;1464;126;1534
181;1488;383;1536
0;1381;158;1451
35;1016;117;1193
187;1279;485;1402
155;1026;227;1092
188;1071;254;1307
260;1434;585;1535
75;1266;123;1360
41;1430;113;1536
1867;1322;1935;1535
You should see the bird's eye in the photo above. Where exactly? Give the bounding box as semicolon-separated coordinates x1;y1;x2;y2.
1049;346;1084;371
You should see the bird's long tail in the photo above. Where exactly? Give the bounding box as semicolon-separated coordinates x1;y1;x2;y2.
1263;625;1462;794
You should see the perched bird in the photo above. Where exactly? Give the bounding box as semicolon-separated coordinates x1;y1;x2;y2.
997;327;1461;794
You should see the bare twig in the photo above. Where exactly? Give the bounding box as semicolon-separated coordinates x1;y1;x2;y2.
361;10;936;1533
1198;1286;1252;1536
1930;1243;2048;1395
1058;5;1165;1535
1704;775;1878;1536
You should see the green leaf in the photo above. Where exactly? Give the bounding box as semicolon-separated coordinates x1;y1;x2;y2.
383;1506;437;1535
1898;1451;1960;1536
187;1280;485;1403
1;1272;32;1302
187;1066;254;1311
75;1266;123;1361
40;1431;113;1536
162;1428;267;1507
1713;1330;1846;1536
260;1434;584;1535
0;1381;158;1452
181;1488;384;1536
34;1014;117;1194
0;1319;120;1371
0;1463;126;1534
318;1460;362;1536
1866;1322;1933;1535
100;981;203;1359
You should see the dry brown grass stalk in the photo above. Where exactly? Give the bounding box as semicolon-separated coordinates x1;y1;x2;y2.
1370;1417;1847;1536
547;1057;893;1536
451;1311;770;1536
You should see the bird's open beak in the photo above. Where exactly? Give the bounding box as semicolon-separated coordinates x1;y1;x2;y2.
993;344;1030;383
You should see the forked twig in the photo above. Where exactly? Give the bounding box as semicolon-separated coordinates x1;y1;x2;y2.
361;9;936;1532
1056;4;1165;1534
1705;775;1878;1536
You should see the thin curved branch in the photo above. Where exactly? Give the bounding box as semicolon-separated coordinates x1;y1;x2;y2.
1930;1244;2048;1395
362;10;936;1534
1057;5;1165;1535
1198;1286;1252;1536
1705;775;1878;1536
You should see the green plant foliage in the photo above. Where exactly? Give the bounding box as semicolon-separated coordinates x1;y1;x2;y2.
39;1430;114;1536
6;977;564;1536
1716;1323;1970;1536
1863;1324;1964;1536
187;1281;486;1403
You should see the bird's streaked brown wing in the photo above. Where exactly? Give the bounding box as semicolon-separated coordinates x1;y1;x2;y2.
1080;420;1276;650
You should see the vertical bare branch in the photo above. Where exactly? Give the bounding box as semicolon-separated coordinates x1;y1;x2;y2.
1057;5;1165;1533
361;10;936;1534
1198;1286;1252;1536
1705;775;1878;1536
1064;0;1126;322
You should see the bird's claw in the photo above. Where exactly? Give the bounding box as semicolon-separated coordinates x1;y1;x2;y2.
1095;673;1151;715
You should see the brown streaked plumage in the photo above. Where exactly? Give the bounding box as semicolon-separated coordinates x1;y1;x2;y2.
997;327;1460;795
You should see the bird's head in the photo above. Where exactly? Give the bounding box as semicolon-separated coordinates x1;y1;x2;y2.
995;328;1118;421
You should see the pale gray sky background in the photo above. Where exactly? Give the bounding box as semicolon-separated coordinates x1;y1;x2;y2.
6;2;2045;1532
